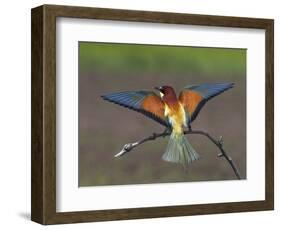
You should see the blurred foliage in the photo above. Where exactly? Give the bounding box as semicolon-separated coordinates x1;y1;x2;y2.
79;42;246;76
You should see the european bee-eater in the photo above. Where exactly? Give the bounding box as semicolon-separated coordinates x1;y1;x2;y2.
102;83;234;166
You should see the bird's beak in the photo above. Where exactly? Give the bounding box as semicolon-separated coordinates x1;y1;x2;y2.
154;86;162;92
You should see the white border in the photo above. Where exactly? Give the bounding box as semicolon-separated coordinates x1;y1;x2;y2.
56;17;265;212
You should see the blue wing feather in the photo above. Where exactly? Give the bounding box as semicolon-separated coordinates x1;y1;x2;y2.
101;90;169;127
184;83;234;100
104;91;148;110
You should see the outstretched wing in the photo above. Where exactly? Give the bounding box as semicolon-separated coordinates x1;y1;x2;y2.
179;83;234;122
101;90;169;127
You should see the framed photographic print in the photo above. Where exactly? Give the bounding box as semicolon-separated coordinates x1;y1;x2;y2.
31;4;274;225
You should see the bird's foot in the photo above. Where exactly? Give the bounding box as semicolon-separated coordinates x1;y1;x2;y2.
161;128;171;137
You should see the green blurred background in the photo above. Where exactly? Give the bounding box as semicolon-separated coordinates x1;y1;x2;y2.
78;42;246;187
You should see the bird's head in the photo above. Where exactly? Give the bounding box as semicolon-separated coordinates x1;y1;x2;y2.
154;85;177;101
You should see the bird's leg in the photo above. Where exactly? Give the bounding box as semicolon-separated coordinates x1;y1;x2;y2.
188;123;192;131
161;127;171;136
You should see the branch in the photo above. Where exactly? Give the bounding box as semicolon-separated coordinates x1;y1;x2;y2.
115;130;242;180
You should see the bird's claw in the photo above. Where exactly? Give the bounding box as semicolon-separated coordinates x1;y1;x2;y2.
161;128;171;137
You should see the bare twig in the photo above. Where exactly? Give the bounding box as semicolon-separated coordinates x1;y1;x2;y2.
115;130;242;180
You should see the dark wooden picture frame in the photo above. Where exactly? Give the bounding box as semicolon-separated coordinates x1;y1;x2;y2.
31;4;274;225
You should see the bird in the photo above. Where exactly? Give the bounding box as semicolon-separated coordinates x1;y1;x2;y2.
101;83;234;166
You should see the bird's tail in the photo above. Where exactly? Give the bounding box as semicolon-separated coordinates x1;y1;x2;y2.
162;131;199;166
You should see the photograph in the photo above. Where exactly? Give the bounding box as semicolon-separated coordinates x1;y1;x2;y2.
78;42;246;186
30;4;273;225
